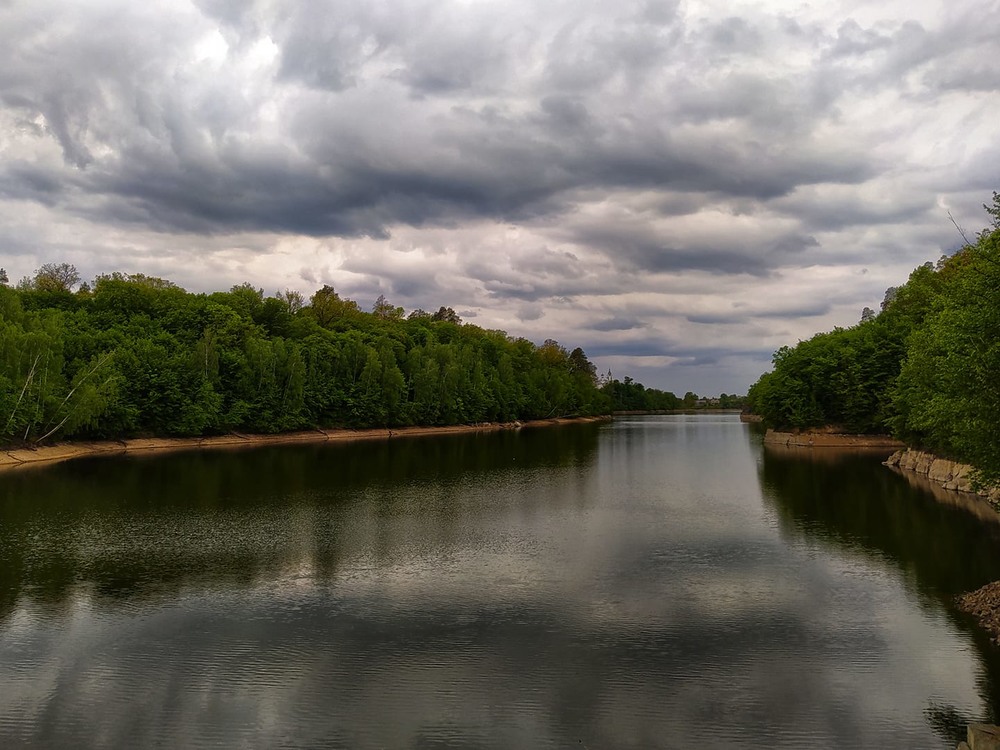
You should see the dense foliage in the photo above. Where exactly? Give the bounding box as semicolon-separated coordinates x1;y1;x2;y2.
603;376;681;411
0;274;614;444
601;377;744;411
747;193;1000;485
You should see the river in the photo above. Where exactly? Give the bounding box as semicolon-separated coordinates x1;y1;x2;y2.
2;414;999;748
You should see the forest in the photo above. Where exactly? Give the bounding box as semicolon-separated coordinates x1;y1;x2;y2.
0;266;708;445
0;273;621;444
747;193;1000;486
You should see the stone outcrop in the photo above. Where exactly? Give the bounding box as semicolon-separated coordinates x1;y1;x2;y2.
884;449;1000;506
957;582;1000;642
961;723;1000;750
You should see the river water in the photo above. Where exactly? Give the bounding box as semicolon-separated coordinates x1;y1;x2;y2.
2;414;1000;748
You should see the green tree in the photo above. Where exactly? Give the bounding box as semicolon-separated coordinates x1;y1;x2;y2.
892;221;1000;485
431;306;462;324
1;266;614;443
747;192;1000;486
372;294;404;321
32;263;80;292
309;285;360;327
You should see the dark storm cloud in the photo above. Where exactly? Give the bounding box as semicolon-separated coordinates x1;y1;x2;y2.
586;339;678;358
684;312;745;325
515;248;585;278
565;222;821;276
383;275;439;301
575;143;872;203
0;162;66;205
590;316;645;332
74;114;571;238
686;300;831;325
0;0;880;242
757;302;832;319
585;337;770;363
458;249;621;303
475;275;627;303
478;279;556;303
769;192;934;232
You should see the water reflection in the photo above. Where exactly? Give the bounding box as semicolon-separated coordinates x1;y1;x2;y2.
759;443;1000;600
0;416;997;749
0;424;603;621
759;441;1000;742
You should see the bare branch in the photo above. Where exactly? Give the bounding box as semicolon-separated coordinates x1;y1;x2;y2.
42;352;113;430
948;211;973;248
34;373;116;446
33;413;73;446
5;353;41;434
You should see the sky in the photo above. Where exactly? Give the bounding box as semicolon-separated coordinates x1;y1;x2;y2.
1;0;998;395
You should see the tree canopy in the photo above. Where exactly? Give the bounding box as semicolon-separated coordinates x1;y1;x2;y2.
0;271;616;445
747;193;1000;486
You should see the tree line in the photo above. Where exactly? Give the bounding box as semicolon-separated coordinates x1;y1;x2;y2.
746;193;1000;486
601;375;744;411
0;272;615;444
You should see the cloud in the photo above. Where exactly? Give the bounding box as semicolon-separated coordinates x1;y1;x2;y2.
0;0;998;393
589;316;645;332
686;301;832;325
0;0;875;239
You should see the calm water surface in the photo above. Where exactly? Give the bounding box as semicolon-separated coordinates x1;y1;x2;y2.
3;415;1000;748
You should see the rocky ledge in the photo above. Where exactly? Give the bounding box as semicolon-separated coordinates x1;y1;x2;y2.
958;723;1000;749
884;449;1000;506
958;582;1000;644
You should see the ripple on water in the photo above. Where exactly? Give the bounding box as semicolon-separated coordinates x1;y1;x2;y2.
0;416;995;748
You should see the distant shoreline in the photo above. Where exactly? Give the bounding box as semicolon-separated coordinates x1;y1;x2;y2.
612;409;742;415
0;416;611;473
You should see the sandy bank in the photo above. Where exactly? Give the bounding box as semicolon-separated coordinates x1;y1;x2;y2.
763;428;903;448
0;416;610;473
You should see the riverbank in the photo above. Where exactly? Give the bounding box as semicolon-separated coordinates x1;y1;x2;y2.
763;427;903;448
883;449;1000;653
958;583;1000;645
884;449;1000;507
0;416;611;473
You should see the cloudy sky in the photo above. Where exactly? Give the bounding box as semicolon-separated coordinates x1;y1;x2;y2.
1;0;998;394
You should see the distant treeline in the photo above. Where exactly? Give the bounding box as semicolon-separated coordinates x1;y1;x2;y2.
605;376;744;411
1;268;723;444
747;192;1000;486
